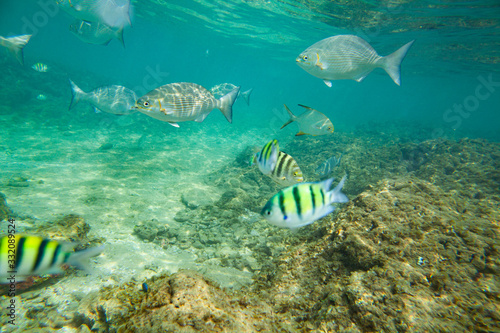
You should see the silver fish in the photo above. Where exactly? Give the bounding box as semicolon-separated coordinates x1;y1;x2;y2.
133;82;240;127
0;34;31;65
56;0;131;28
296;35;414;87
281;104;334;136
315;154;342;178
69;19;124;47
69;79;138;115
211;83;253;106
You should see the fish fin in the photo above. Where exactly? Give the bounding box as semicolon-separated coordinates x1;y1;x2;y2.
93;106;102;113
328;175;349;203
280;104;296;129
6;34;31;66
323;80;332;87
354;71;372;82
249;153;257;166
315;53;328;70
297;104;315;111
217;86;240;123
168;122;180;128
116;27;125;48
295;131;307;136
67;245;105;275
194;113;209;123
68;79;87;110
240;88;253;106
378;40;415;86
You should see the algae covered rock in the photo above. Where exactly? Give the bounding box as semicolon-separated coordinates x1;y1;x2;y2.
74;270;282;332
0;192;13;221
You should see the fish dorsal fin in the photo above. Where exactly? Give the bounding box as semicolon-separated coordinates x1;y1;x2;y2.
323;80;332;87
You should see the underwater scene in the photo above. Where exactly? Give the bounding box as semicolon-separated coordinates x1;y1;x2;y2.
0;0;499;332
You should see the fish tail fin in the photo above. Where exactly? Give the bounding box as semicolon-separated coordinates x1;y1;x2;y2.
217;86;240;123
67;245;104;274
378;40;415;86
240;88;253;106
249;153;257;166
6;34;32;66
280;104;296;129
328;175;349;204
116;27;125;48
69;79;86;110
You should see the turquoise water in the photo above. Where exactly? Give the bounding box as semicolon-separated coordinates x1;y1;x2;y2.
0;1;499;332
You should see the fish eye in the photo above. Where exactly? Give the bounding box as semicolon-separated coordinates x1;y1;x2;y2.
143;101;150;107
303;55;308;60
266;210;271;215
293;172;298;176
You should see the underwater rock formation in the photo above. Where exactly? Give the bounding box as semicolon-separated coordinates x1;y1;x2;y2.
74;270;283;332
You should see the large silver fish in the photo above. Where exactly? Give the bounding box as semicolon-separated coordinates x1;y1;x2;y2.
0;34;31;65
69;19;124;47
210;83;253;106
296;35;414;87
133;82;240;127
56;0;131;28
281;104;334;136
69;79;138;115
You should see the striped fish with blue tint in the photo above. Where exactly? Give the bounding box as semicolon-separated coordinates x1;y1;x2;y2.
0;235;104;281
261;176;348;230
32;62;48;72
251;139;279;176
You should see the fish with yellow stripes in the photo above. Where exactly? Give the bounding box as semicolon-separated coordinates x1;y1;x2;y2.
251;139;279;176
133;82;240;127
0;235;104;281
261;176;348;230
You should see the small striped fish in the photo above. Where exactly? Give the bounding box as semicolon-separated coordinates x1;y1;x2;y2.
268;151;304;186
133;82;240;127
296;35;414;87
251;139;279;175
0;235;104;280
32;62;49;72
261;176;348;230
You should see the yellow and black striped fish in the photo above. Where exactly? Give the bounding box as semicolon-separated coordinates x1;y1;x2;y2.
268;151;304;186
251;139;279;176
261;176;348;230
0;235;104;280
31;62;48;72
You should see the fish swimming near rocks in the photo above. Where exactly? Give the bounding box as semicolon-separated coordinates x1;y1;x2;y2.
56;0;132;28
267;151;304;186
133;82;240;127
210;83;253;106
252;139;279;176
69;19;125;47
315;154;342;178
296;35;415;87
0;234;104;281
261;176;349;230
281;104;333;136
69;79;138;115
0;34;32;65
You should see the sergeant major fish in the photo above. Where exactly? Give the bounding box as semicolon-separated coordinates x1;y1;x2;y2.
69;19;125;47
32;63;49;72
69;79;138;115
251;139;279;176
296;35;415;87
251;146;304;186
261;176;348;230
0;34;31;66
0;234;104;281
133;82;240;127
281;104;333;136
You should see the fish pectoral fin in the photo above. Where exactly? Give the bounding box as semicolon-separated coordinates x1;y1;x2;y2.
168;122;180;128
295;131;307;136
315;53;328;70
323;80;332;87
